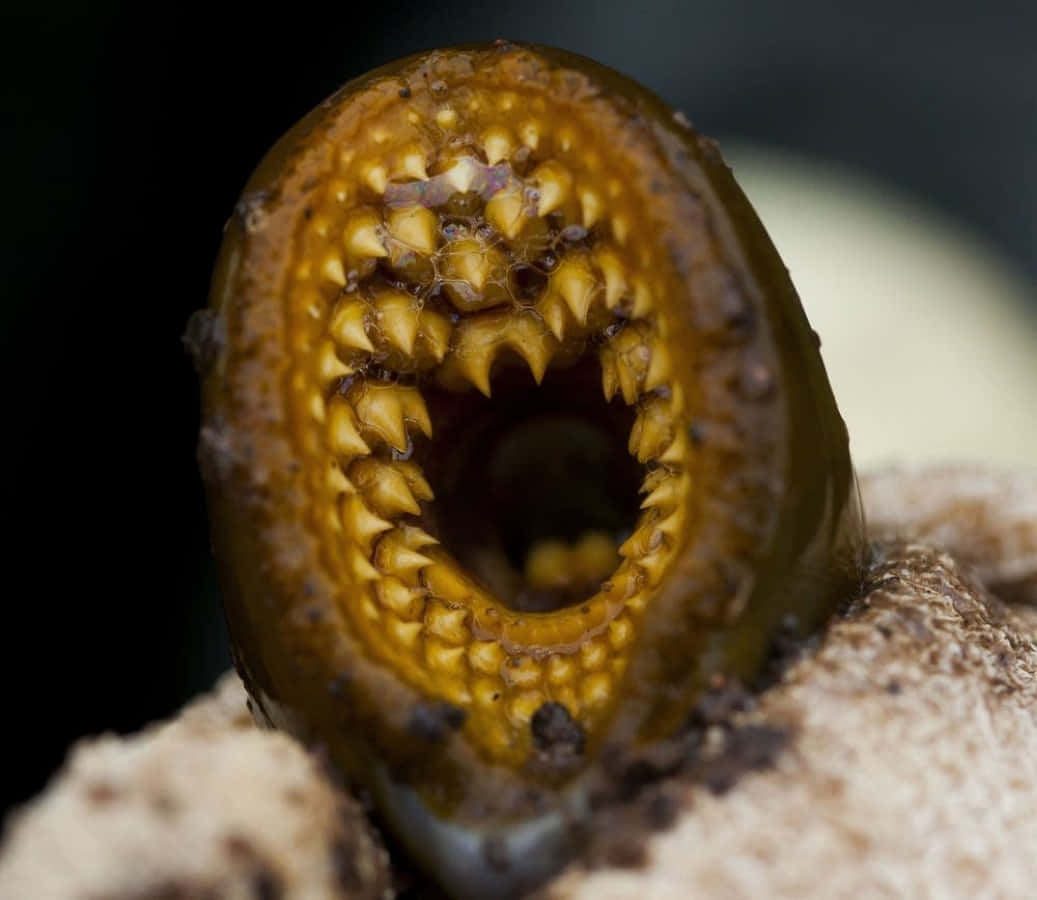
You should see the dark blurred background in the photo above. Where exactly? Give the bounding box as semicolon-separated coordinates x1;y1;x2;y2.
2;1;1034;813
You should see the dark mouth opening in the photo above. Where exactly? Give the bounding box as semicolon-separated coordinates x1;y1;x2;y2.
418;356;642;613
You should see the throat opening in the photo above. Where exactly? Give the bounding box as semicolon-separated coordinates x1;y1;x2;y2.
418;356;642;613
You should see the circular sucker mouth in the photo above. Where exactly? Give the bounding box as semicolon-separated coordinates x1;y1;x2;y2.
200;40;865;900
312;128;699;766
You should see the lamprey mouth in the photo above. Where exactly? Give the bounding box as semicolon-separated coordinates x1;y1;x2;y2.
196;42;865;898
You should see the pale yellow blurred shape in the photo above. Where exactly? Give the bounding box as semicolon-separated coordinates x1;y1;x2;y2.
725;144;1037;468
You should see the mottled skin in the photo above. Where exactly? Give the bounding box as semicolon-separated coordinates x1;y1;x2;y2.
198;42;863;897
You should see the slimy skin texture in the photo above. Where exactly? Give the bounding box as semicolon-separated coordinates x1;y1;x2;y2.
196;43;864;898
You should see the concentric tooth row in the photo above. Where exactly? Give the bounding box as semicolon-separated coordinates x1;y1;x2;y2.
354;142;432;192
329;292;454;368
435;308;559;395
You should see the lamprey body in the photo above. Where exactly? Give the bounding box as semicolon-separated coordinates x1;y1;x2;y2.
196;43;864;898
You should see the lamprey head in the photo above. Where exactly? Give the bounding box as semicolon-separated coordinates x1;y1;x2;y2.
196;42;864;898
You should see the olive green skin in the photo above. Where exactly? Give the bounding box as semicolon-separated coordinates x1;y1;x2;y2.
198;42;863;898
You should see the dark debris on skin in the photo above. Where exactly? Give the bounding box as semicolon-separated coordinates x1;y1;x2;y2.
571;677;792;876
406;700;467;743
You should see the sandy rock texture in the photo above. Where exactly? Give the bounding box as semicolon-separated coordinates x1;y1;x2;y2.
1;464;1034;899
0;674;391;900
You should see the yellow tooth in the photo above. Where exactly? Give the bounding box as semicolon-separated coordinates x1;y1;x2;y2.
394;459;435;501
637;543;670;586
351;385;408;451
508;691;546;726
350;458;422;518
594;248;628;308
340;493;393;548
442;156;479;193
396;146;429;181
481;125;515;165
619;521;663;560
612;213;630;245
327;461;353;495
388;616;424;648
327;178;350;204
417;309;453;363
436;315;497;395
640;472;686;510
375;531;434;581
659;428;690;465
629;395;675;462
504;657;542;689
518;120;540;149
362;163;388;195
322;254;347;287
425;640;467;677
484;182;528;239
446;348;494;396
444;238;492;291
655;505;688;540
546;654;577;686
532;161;573;217
643;341;672;392
609;616;635;651
425;602;470;645
538;292;569;342
441;309;557;393
581;672;613;709
350;382;430;452
397;525;439;550
510;314;556;384
551;255;598;324
327;399;370;458
329;299;374;353
631;276;654;317
580;188;603;228
343;209;387;260
309;391;327;424
317;340;352;384
378;576;425;619
326;504;343;533
580;638;609;671
605;323;652;404
468;640;504;676
346;547;380;583
386;205;439;256
373;290;421;356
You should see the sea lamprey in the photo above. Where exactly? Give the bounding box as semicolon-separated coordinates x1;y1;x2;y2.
195;42;864;898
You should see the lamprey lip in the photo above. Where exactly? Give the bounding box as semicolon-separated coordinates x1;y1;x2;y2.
196;42;864;899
